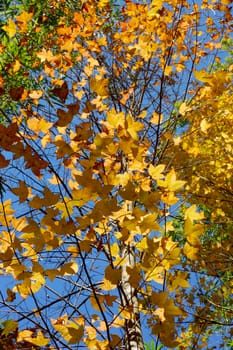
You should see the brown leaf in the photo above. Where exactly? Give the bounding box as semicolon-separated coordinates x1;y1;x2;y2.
51;82;68;102
9;86;24;101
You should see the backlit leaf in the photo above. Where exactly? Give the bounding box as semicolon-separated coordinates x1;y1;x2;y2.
148;164;165;180
2;320;18;336
2;19;16;38
90;77;109;96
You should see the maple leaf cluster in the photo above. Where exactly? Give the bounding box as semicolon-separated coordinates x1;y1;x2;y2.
0;0;232;349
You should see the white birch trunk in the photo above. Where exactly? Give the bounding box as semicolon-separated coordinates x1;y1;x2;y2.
121;243;144;350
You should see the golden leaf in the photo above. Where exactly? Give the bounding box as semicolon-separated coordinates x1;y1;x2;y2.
158;168;186;191
139;213;161;233
150;112;163;124
125;114;143;140
185;205;204;221
37;48;55;63
60;261;78;276
161;191;179;205
179;102;191;115
164;65;172;76
200;118;211;133
183;242;199;260
52;317;84;344
171;271;190;289
110;242;119;257
29;90;43;99
102;265;121;290
90;77;109;96
2;19;16;38
194;69;212;83
16;10;33;24
90;294;105;312
148;164;165;180
154;308;166;322
26;331;49;347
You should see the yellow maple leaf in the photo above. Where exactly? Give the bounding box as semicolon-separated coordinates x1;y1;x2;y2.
179;102;192;115
154;308;166;322
161;191;179;205
164;298;185;317
166;169;186;191
2;19;17;38
110;242;119;257
17;330;49;347
102;265;121;290
28;332;49;347
90;77;109;96
90;294;105;312
107;111;125;128
171;271;190;289
139;213;161;233
0;199;14;215
37;48;54;63
12;59;21;73
194;69;212;83
13;279;31;299
150;112;163;124
27;118;53;134
29;90;43;99
60;261;78;276
158;168;186;192
148;0;163;19
200;118;211;133
125;114;143;140
16;10;34;33
16;10;33;23
145;266;164;284
185;205;204;221
164;65;173;76
183;242;199;260
148;164;165;180
52;317;84;344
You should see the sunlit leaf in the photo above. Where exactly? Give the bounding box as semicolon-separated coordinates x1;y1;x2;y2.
2;19;16;38
90;77;109;96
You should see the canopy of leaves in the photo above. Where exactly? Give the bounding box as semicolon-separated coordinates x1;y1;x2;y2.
0;0;232;349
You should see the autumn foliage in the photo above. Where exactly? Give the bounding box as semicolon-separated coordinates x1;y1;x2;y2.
0;0;232;349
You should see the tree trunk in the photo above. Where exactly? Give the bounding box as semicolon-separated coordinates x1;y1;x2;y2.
121;243;144;350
